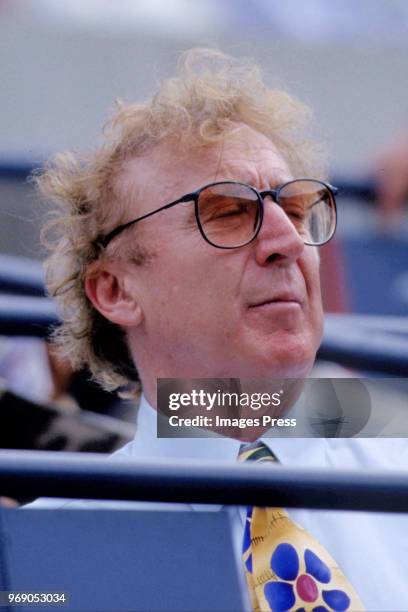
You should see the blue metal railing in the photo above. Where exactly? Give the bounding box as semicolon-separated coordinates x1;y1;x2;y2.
1;450;408;512
0;254;45;297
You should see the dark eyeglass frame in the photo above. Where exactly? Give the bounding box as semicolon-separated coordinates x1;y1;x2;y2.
98;178;338;249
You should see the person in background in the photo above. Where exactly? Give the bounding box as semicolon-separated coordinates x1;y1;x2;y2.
374;129;408;224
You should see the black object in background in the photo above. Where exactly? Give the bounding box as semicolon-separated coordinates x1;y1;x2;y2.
0;389;134;453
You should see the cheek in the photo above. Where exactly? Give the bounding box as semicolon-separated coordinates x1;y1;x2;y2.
301;251;324;327
302;249;321;295
141;255;209;318
157;255;239;334
137;220;243;333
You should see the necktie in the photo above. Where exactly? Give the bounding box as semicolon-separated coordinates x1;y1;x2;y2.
239;441;365;612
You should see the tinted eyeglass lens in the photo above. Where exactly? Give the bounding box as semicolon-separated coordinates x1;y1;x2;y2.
197;183;260;247
277;180;336;245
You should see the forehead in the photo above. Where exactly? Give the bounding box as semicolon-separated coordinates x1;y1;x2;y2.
119;125;292;216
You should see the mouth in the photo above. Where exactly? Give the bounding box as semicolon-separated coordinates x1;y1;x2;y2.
248;294;303;309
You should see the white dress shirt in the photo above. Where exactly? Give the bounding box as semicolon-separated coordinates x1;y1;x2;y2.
27;394;408;610
111;395;408;611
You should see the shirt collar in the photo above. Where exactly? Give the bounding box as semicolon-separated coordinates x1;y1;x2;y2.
115;394;326;467
121;394;242;463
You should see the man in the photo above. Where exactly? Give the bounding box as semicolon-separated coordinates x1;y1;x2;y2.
36;49;407;610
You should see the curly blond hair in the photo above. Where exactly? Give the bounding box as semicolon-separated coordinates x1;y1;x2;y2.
35;48;326;395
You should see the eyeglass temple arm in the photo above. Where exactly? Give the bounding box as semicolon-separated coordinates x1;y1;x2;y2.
306;185;339;210
99;193;196;248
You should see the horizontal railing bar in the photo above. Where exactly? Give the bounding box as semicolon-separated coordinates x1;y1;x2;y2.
0;450;408;512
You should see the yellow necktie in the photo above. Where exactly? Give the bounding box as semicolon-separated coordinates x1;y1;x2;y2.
239;441;365;612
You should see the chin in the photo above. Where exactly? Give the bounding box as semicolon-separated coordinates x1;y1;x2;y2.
258;333;318;379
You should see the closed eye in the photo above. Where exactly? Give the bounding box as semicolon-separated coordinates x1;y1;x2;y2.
216;204;251;218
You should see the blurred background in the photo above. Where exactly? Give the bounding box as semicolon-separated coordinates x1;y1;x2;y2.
0;0;407;461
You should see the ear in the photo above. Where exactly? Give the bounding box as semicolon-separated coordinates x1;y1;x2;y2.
84;261;143;328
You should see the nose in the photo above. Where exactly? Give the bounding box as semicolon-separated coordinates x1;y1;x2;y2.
253;195;305;266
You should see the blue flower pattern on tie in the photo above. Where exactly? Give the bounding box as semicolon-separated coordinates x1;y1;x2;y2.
261;543;351;612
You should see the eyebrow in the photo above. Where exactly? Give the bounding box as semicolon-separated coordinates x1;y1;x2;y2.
217;170;291;190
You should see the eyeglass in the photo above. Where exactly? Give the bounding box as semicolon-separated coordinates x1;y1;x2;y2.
99;178;338;249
